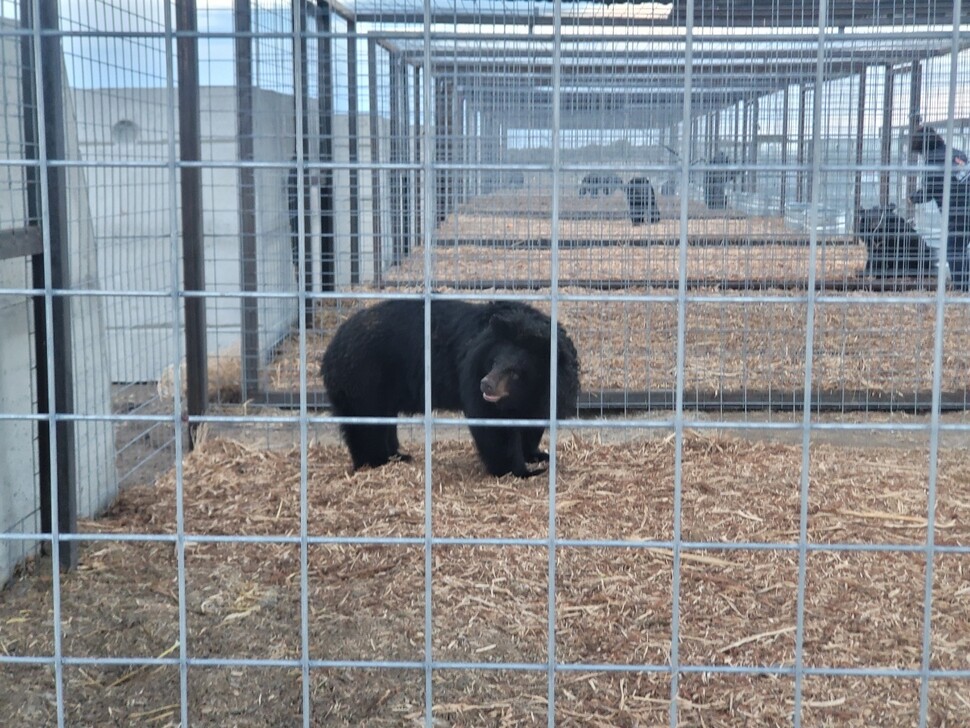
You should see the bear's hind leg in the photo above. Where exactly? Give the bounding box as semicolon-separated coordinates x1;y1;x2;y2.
342;423;398;469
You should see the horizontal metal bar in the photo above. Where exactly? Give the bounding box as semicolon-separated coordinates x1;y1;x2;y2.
0;27;961;45
579;389;970;413
4;532;970;558
388;277;944;295
253;389;970;415
364;29;969;45
2;652;969;679
0;158;956;177
8;410;970;433
426;235;863;248
10;287;960;308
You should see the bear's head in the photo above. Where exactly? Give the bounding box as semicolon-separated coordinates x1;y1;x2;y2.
911;124;947;155
478;339;542;410
459;303;579;418
476;312;552;411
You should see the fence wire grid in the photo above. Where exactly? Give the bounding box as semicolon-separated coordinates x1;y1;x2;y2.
2;0;970;726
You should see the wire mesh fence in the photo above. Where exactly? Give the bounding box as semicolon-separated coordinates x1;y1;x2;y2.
2;0;970;725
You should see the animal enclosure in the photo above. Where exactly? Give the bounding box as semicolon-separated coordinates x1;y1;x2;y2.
2;0;970;726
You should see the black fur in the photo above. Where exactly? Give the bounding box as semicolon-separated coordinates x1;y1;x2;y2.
703;152;740;210
855;204;936;280
625;176;661;225
321;300;580;478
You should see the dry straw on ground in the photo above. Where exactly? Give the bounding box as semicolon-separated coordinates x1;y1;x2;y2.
157;188;961;405
388;242;868;286
269;289;970;399
397;192;860;284
157;342;245;404
434;210;808;243
2;431;969;725
267;195;969;400
436;190;836;243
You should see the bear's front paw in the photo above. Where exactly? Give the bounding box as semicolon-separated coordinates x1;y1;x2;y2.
526;450;550;463
513;463;549;478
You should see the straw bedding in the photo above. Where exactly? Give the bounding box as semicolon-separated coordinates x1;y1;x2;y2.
386;243;868;286
9;198;965;723
2;429;969;725
433;190;834;243
267;290;970;401
261;195;970;401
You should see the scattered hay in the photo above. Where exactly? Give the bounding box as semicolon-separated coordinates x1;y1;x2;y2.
2;431;969;725
386;242;868;286
267;289;970;399
157;342;245;404
256;198;969;404
434;190;826;242
434;210;812;243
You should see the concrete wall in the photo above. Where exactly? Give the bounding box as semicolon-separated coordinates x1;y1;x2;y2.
61;67;121;524
0;23;39;587
0;257;39;587
71;86;300;383
0;25;117;586
68;84;402;385
202;86;298;362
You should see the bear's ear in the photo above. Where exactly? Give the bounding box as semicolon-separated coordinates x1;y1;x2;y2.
489;312;552;352
488;312;518;341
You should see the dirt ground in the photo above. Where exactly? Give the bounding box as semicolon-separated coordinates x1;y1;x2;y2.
2;426;969;726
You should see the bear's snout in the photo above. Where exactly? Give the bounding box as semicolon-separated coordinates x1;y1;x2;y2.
481;376;504;403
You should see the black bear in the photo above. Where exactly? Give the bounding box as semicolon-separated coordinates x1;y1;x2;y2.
855;204;936;281
625;176;661;225
703;152;740;210
322;300;581;478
